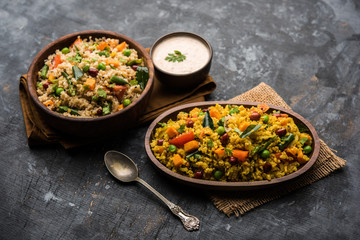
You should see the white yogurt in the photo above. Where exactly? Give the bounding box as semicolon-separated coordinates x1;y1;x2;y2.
152;35;210;74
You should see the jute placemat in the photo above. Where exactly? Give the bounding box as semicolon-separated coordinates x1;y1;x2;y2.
210;82;346;216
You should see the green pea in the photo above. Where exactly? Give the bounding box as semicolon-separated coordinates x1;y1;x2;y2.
61;47;70;54
123;49;131;57
97;62;106;70
83;65;90;72
303;145;312;155
216;126;225;135
214;170;223;180
262;115;269;124
169;145;177;153
123;99;131;107
261;150;270;159
55;87;64;96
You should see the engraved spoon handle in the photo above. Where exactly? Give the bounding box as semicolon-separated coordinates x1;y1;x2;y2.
136;177;200;231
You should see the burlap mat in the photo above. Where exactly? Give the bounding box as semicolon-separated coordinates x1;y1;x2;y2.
210;82;346;216
19;48;216;149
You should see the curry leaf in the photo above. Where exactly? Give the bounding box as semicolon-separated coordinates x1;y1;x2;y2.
202;111;214;130
240;124;262;138
135;66;149;90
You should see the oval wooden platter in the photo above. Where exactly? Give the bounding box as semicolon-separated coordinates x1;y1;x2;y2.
145;101;320;191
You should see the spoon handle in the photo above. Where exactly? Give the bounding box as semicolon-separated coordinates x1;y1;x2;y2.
136;177;200;231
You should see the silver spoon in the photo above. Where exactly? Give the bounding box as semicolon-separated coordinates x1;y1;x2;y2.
104;150;200;231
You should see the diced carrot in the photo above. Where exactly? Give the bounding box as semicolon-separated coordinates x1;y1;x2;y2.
297;150;307;164
116;41;127;51
214;147;225;158
285;147;298;158
184;140;199;153
209;108;221;119
274;152;282;159
51;55;62;69
106;58;120;67
117;104;124;110
43;100;54;108
239;122;250;132
97;41;110;51
48;72;55;82
112;85;127;100
84;78;96;91
71;37;82;48
172;154;184;167
186;117;198;122
232;150;249;162
108;39;118;47
257;103;270;112
169;131;195;147
166;127;178;139
279;118;288;126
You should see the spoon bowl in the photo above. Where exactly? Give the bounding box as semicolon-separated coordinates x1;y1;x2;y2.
104;150;200;231
104;151;138;182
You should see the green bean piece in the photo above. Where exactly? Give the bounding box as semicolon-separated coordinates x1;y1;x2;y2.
109;76;128;85
61;47;70;54
97;62;106;70
126;59;142;66
58;106;79;115
83;65;90;72
62;71;76;96
278;133;295;150
123;49;131;57
102;103;111;115
123;99;131;107
40;65;49;79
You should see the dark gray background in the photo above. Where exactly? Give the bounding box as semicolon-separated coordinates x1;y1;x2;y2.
0;0;359;239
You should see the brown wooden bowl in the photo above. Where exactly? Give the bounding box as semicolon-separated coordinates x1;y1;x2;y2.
27;30;154;137
145;101;320;191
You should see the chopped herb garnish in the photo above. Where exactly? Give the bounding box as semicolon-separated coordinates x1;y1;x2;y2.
177;124;186;133
225;148;233;156
217;117;225;127
299;137;308;145
157;122;167;127
129;79;138;85
207;139;214;147
97;88;107;98
109;64;116;69
229;107;240;115
165;50;186;62
296;122;309;133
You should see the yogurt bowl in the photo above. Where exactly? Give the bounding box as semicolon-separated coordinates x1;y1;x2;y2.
150;32;213;90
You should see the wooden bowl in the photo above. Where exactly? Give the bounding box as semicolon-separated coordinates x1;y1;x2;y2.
150;32;213;90
145;101;320;191
27;30;154;137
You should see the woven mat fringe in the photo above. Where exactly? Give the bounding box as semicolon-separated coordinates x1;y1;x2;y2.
210;82;346;217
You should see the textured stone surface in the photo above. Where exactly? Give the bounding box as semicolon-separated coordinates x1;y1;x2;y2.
0;0;359;239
